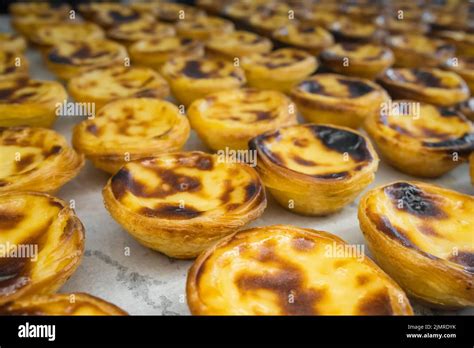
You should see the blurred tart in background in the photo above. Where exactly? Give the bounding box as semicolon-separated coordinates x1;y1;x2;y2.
78;2;153;29
175;16;234;41
290;74;389;129
206;31;272;59
272;23;334;55
107;20;175;47
0;51;29;82
241;48;317;93
0;33;27;53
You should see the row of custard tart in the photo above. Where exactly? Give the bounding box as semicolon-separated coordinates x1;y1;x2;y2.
187;180;473;314
0;189;127;315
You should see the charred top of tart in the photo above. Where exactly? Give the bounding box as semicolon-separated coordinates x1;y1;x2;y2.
0;192;84;301
130;36;203;55
108;152;264;220
376;100;474;155
250;124;375;180
107;20;176;43
162;57;245;82
189;225;412;315
242;48;316;71
363;181;474;273
0;293;127;315
75;98;188;153
293;74;381;99
381;68;467;90
328;17;377;40
0;78;66;105
68;66;169;100
31;22;105;46
47;40;127;67
79;3;152;28
321;42;393;62
191;88;293;124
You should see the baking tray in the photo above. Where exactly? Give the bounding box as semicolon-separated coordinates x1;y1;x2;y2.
1;15;472;316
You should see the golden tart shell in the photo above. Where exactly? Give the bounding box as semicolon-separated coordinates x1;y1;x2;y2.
0;293;127;315
272;23;334;56
11;11;71;39
30;22;105;50
187;88;297;151
45;39;128;81
0;126;84;193
0;191;85;305
129;37;204;71
241;48;317;94
160;57;245;106
0;78;67;128
73;98;190;174
364;100;473;178
103;151;266;259
175;16;234;41
320;43;394;80
0;33;27;53
358;181;474;308
386;34;455;68
378;68;470;107
290;73;389;129
187;224;413;315
205;31;272;59
67;66;170;110
0;51;29;82
106;20;176;46
249;124;379;216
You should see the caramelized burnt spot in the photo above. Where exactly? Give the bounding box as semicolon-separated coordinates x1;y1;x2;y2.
140;204;202;219
0;256;30;297
313;125;372;162
384;182;447;218
182;60;215;79
291;237;316;252
108;10;140;23
299;79;325;95
356;289;394;315
0;210;24;229
235;243;324;315
15;153;35;172
249;130;286;167
370;214;421;250
449;252;474;273
412;69;443;87
338;79;375;97
422;132;474;154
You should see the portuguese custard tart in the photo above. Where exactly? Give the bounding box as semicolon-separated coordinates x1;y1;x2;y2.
380;17;429;35
187;88;297;151
11;11;71;40
205;31;272;59
187;224;413;315
436;30;474;56
175;16;234;41
364;101;474;178
328;17;378;42
272;23;334;56
249;124;379;216
358;181;474;308
378;68;470;107
78;3;153;29
102;151;266;259
30;22;105;52
0;33;27;53
0;78;67;128
443;56;474;94
297;4;339;29
68;66;170;110
0;293;127;316
0;51;29;82
320;43;394;80
9;2;70;17
160;57;245;106
386;34;455;68
154;2;206;23
0;191;85;305
290;74;389;129
241;48;317;94
129;37;204;71
45;39;128;81
248;11;294;36
73;98;190;174
0;127;84;193
107;20;176;47
223;1;269;22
